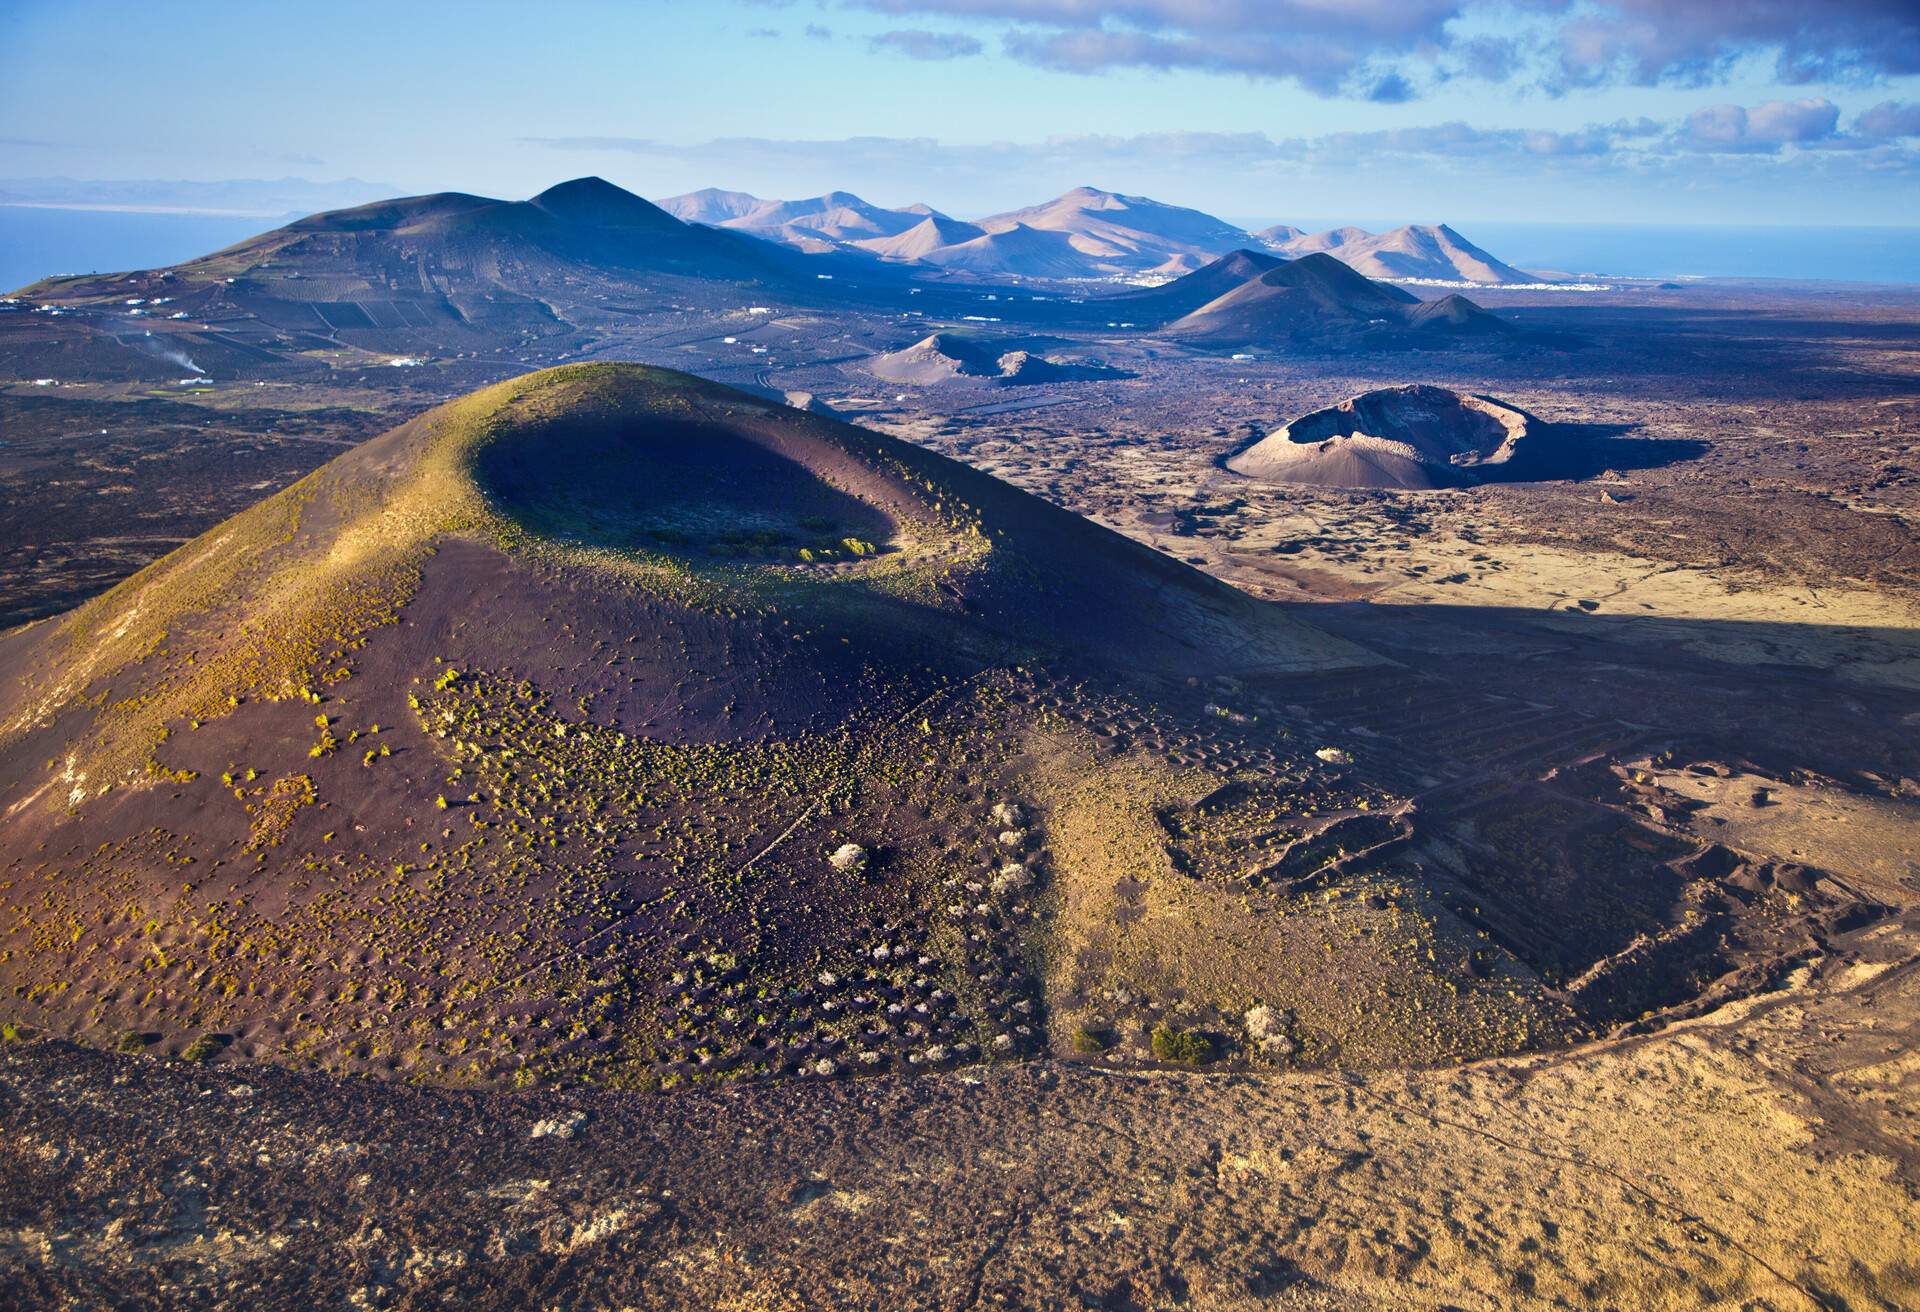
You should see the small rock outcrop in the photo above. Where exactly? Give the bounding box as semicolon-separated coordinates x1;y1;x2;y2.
869;333;1130;387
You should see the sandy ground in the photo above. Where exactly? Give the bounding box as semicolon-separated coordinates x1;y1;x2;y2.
1192;510;1920;692
3;910;1917;1311
1633;760;1920;893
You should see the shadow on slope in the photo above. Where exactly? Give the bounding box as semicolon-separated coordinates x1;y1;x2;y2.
472;405;897;563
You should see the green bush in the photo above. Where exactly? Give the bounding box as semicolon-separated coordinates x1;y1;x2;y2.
1071;1026;1110;1054
181;1033;225;1063
116;1030;150;1054
1150;1023;1212;1065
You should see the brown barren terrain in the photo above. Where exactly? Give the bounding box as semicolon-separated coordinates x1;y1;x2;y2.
2;190;1917;1309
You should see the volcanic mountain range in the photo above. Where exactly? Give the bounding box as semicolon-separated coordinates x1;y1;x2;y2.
1255;222;1533;284
7;177;924;377
661;184;1545;284
1117;249;1512;348
10;179;1518;378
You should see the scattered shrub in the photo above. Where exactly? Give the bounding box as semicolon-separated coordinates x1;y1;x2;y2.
1150;1023;1212;1065
181;1033;225;1063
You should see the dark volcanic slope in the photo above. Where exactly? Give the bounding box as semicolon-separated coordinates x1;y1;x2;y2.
1158;252;1508;348
7;178;859;363
224;177;780;280
1105;247;1287;320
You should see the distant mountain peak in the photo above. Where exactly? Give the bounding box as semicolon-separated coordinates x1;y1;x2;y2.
532;176;625;205
530;177;678;229
642;185;1533;285
1057;185;1136;209
1218;248;1285;275
1270;222;1538;285
1153;249;1488;347
679;186;761;204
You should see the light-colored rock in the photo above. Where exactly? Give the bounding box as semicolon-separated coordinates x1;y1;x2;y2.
990;862;1032;895
530;1110;587;1140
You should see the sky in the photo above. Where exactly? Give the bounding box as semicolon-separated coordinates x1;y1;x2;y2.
3;0;1920;226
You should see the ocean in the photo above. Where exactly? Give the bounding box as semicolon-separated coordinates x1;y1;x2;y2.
1;206;283;293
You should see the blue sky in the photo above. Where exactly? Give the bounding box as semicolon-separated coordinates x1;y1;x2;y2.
3;1;1918;224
